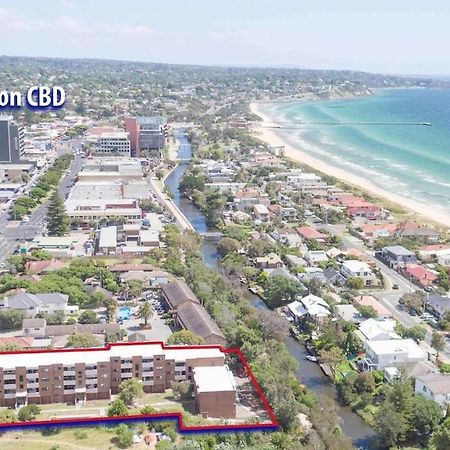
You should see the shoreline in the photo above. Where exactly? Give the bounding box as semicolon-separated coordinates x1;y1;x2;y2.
250;101;450;229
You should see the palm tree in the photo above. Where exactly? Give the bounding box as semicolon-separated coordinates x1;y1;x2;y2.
137;302;154;327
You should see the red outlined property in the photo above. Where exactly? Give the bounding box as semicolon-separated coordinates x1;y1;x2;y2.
0;341;278;433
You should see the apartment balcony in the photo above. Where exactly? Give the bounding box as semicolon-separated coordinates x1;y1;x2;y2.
141;363;153;370
3;374;16;381
120;362;133;369
26;382;39;389
142;370;154;377
121;373;133;379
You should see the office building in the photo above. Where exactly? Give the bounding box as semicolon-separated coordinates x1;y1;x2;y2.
0;115;25;163
125;116;167;157
95;132;131;156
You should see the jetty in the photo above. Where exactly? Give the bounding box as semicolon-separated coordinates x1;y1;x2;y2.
264;121;431;128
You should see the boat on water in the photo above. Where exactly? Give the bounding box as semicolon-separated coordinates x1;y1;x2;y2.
290;327;302;341
306;355;318;362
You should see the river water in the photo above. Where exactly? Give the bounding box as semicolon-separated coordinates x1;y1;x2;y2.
164;130;375;448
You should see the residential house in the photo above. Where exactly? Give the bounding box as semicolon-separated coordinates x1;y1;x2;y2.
353;295;391;319
427;295;450;319
296;226;328;243
286;294;331;323
254;253;283;269
0;293;78;318
305;250;328;266
379;245;417;268
253;204;270;222
395;222;439;243
25;259;65;274
356;319;400;343
363;338;426;371
415;374;450;408
335;304;363;324
418;244;450;265
404;264;438;288
340;260;378;286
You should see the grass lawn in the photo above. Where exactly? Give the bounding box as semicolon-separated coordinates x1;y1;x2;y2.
0;427;151;450
334;361;355;382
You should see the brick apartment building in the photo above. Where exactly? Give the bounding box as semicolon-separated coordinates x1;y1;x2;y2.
0;342;236;418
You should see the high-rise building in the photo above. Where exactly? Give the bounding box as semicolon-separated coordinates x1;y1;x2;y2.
124;116;167;158
0;115;25;163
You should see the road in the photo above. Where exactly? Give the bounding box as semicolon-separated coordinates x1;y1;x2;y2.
0;138;83;263
149;170;194;231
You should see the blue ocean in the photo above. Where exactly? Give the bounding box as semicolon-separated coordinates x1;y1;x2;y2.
263;88;450;220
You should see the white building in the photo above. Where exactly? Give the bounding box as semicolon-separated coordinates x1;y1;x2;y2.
356;319;400;343
286;294;331;323
253;204;270;222
415;374;450;409
95;132;131;156
363;338;426;371
340;260;377;286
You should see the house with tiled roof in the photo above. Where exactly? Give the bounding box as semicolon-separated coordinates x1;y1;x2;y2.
404;264;438;288
25;259;66;274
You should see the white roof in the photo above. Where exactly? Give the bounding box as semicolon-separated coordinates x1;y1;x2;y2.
366;339;426;359
193;365;236;393
99;226;117;248
342;260;372;272
0;343;224;370
358;319;400;340
139;230;159;242
254;204;269;214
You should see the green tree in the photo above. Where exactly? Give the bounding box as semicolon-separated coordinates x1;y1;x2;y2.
137;302;154;327
374;399;409;448
18;404;41;421
0;310;24;330
104;297;118;323
166;330;205;345
107;398;129;417
46;190;69;236
66;332;99;348
319;346;345;370
217;237;240;257
396;323;427;342
432;330;446;358
411;394;442;438
357;305;377;319
0;408;17;423
171;380;191;400
354;372;376;394
263;275;302;309
118;378;143;406
78;310;99;324
114;424;133;448
346;276;364;290
433;425;450;450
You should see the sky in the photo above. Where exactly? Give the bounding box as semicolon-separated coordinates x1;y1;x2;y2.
0;0;450;75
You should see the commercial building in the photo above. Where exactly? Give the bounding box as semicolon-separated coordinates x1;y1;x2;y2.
0;115;25;163
0;342;233;411
95;132;131;156
64;199;142;222
125;117;167;158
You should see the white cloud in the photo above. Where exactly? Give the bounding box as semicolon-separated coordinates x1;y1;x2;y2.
0;5;151;36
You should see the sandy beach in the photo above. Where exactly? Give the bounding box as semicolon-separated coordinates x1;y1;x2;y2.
250;101;450;228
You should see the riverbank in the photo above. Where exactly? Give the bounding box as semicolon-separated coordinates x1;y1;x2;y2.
250;101;450;228
164;130;375;448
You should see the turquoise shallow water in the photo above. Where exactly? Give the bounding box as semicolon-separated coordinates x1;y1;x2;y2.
262;88;450;218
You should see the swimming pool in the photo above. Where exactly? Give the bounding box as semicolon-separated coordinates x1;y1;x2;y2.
119;306;132;321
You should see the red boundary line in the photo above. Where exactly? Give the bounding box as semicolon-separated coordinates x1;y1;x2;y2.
0;341;279;433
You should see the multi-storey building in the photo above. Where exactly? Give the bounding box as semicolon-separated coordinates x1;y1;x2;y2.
0;342;235;418
0;115;25;163
95;132;131;156
124;117;167;158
